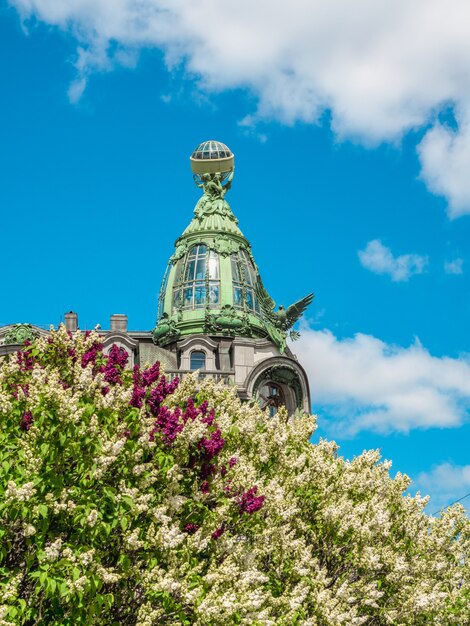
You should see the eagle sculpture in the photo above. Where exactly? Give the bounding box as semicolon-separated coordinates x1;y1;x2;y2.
255;277;314;353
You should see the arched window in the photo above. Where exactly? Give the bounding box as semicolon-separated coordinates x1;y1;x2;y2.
231;250;261;315
190;350;206;371
172;245;220;312
258;382;285;418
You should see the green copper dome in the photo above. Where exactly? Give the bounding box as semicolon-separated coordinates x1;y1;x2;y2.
153;141;313;353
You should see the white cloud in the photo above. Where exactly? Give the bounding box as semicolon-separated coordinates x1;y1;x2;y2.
9;0;470;214
358;240;428;281
413;462;470;513
295;328;470;436
444;258;464;275
418;113;470;219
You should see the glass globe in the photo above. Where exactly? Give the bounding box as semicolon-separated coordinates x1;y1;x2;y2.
190;140;234;175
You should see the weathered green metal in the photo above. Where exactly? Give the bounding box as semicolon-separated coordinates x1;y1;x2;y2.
153;140;313;350
256;278;314;353
2;324;38;345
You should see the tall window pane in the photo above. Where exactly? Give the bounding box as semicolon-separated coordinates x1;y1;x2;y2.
190;351;206;370
231;250;261;316
172;245;220;312
208;251;219;279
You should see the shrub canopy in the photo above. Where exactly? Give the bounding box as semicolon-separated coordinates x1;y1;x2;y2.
0;327;468;625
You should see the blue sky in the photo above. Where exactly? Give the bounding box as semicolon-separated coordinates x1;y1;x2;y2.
1;0;470;513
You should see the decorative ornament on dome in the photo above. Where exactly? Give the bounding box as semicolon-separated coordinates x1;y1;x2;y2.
190;140;234;177
190;140;237;223
256;278;314;354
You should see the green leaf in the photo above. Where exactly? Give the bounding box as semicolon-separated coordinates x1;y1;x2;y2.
60;582;69;597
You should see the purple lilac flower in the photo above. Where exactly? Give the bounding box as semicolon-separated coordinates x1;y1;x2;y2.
20;411;34;432
198;429;225;460
146;376;179;416
150;406;184;444
237;486;266;515
184;523;200;534
182;397;200;423
102;344;128;384
142;362;160;387
200;462;217;480
211;525;225;540
17;350;34;372
200;480;210;494
228;457;238;469
201;408;216;426
130;386;145;408
108;344;128;368
130;365;145;408
81;341;103;369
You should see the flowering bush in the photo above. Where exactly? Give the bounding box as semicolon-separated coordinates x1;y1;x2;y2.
0;328;468;625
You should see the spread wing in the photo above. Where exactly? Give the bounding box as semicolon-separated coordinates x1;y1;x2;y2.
285;293;314;329
255;276;277;324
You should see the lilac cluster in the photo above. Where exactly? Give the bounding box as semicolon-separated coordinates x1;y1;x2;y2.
20;411;34;432
199;429;225;460
102;345;128;385
150;405;183;444
81;341;103;369
11;383;29;400
149;393;219;446
184;523;200;534
131;366;178;411
130;366;146;409
237;486;266;515
17;350;34;372
211;525;225;540
200;480;210;494
142;361;160;387
81;342;129;390
201;409;216;427
147;376;180;415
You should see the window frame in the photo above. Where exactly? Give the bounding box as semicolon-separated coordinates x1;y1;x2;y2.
190;349;207;371
231;250;261;315
172;245;220;313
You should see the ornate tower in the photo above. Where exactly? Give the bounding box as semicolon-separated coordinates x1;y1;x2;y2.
152;140;313;416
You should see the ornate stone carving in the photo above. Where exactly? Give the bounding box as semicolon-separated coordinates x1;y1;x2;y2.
171;236;247;263
170;239;190;263
152;313;181;346
210;236;244;257
205;305;252;337
2;324;39;345
193;171;238;223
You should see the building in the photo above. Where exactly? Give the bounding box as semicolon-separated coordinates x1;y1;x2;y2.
0;141;313;416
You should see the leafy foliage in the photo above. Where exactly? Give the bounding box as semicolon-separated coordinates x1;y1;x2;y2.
0;327;468;625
